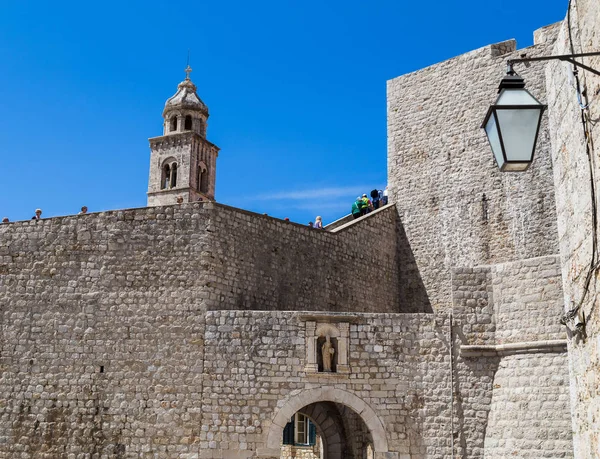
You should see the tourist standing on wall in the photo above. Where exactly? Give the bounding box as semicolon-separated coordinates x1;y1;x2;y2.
358;195;368;216
31;209;42;220
370;189;380;210
352;197;362;219
361;194;372;214
382;186;388;206
314;216;323;229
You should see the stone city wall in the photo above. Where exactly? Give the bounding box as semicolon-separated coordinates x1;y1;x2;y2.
451;254;572;458
200;311;453;459
387;26;562;312
200;203;400;313
483;352;572;458
545;0;600;456
490;255;565;344
0;202;401;458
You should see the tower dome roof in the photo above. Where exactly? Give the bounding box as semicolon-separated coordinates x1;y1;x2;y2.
163;66;208;117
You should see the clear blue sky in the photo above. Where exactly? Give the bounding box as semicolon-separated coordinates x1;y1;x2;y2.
0;0;568;224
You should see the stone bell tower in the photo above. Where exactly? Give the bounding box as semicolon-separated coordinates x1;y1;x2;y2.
147;65;220;206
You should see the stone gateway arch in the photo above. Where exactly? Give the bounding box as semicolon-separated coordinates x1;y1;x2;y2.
262;387;392;459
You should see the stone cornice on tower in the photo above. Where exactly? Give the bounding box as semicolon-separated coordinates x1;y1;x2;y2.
148;131;220;156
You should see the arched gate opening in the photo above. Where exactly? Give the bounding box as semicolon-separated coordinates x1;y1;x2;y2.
265;387;388;459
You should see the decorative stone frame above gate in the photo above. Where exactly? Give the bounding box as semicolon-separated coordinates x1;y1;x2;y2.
303;317;350;374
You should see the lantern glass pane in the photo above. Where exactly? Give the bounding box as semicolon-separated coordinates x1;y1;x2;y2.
496;108;541;162
496;88;540;105
484;112;505;169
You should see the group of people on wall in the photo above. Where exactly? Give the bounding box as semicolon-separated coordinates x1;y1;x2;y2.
352;186;388;219
5;186;389;226
1;206;88;223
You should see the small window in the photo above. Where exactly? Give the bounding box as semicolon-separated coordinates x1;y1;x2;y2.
170;117;178;132
162;164;171;189
184;115;192;130
282;413;316;446
171;163;177;188
295;413;308;445
161;162;177;189
200;168;208;193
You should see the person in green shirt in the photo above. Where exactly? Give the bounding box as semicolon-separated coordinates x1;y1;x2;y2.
352;197;362;219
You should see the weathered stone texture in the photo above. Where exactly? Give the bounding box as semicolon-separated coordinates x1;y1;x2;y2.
200;203;400;313
0;203;403;457
451;266;495;345
483;353;573;458
147;133;219;206
1;5;595;457
387;34;561;312
545;0;600;456
491;255;565;344
201;311;453;458
0;206;213;458
451;256;572;458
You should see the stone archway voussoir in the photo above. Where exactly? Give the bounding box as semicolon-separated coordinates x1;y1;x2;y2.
265;387;389;453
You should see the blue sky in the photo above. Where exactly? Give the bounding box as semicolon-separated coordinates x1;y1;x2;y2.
0;0;568;224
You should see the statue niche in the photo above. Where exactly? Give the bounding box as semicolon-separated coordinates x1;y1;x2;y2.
304;320;350;374
317;335;337;373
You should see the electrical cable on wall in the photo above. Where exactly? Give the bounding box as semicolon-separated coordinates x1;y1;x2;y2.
559;0;599;340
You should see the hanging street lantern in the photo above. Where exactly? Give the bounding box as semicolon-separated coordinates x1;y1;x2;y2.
481;67;546;172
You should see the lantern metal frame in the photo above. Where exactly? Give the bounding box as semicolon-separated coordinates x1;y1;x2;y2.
481;73;546;171
506;51;600;77
482;51;600;172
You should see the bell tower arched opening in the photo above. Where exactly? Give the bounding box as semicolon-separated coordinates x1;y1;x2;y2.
184;115;192;130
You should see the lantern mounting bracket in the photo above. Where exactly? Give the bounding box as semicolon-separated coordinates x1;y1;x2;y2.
506;51;600;77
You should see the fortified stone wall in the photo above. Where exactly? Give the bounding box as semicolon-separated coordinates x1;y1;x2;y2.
482;352;572;457
0;202;399;316
0;202;401;458
0;206;216;458
200;203;400;313
0;7;593;458
545;0;600;456
387;27;561;312
201;311;453;459
490;255;565;344
451;255;572;458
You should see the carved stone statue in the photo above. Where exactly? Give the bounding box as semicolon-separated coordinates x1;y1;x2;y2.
321;335;335;372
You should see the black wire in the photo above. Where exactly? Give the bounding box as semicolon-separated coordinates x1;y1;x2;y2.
561;0;599;334
567;0;576;55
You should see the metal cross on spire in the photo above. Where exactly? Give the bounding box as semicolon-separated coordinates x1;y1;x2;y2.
184;50;192;80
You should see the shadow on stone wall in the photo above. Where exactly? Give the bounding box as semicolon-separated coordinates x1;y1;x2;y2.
452;342;501;458
397;218;433;313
